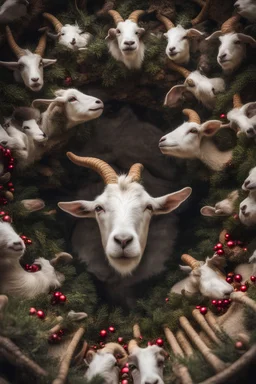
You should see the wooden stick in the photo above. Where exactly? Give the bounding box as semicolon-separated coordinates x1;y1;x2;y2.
199;344;256;384
52;327;85;384
180;317;226;372
176;330;194;357
164;327;193;384
230;292;256;312
199;331;213;348
48;316;63;335
205;311;222;333
193;309;222;345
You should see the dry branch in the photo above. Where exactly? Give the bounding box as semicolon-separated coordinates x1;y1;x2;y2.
192;309;222;345
176;330;194;357
205;311;222;333
133;324;141;339
230;292;256;312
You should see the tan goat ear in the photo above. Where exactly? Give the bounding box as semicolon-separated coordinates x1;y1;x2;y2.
201;120;222;136
243;102;256;118
0;61;19;71
58;200;95;218
105;28;117;40
200;206;216;216
236;33;256;46
186;29;204;38
153;187;192;215
205;30;222;41
207;254;227;270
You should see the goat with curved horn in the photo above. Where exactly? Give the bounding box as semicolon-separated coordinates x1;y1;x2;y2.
227;93;256;137
128;10;145;23
183;109;201;124
43;12;63;33
0;26;56;92
127;163;144;182
108;9;124;24
181;254;201;269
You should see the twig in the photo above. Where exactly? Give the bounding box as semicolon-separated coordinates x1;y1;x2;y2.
230;292;256;312
133;324;141;339
0;336;47;377
52;327;85;384
176;330;194;357
199;344;256;384
192;309;222;345
205;311;222;333
180;316;226;372
73;341;88;366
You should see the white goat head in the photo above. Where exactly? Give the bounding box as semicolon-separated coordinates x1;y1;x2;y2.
159;109;231;171
201;190;239;217
206;15;256;74
0;123;19;148
0;26;56;91
242;166;256;191
172;253;234;299
42;13;91;50
0;220;25;260
239;191;256;226
105;10;146;69
1;118;29;161
157;13;203;65
227;94;256;138
58;153;192;276
12;106;46;142
234;0;256;22
128;339;165;384
32;88;104;130
164;61;225;110
85;343;127;383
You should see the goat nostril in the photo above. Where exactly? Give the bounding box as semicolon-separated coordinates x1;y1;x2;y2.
247;128;254;134
169;47;175;52
13;241;22;246
241;205;247;212
159;137;166;143
71;38;76;45
1;141;7;146
114;236;133;249
95;100;102;104
124;40;135;46
244;180;250;187
31;78;39;82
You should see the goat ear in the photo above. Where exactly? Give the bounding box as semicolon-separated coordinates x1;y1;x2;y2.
0;61;19;71
207;255;226;270
243;102;256;118
32;99;56;108
201;120;222;136
200;206;217;216
54;89;65;97
236;33;256;46
105;28;117;40
164;85;187;108
42;59;57;67
186;29;204;38
137;27;145;37
58;200;95;218
153;187;192;215
205;31;222;41
179;265;192;273
21;199;45;212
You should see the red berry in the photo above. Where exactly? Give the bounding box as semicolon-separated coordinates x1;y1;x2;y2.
108;326;115;333
37;310;45;319
240;285;247;292
211;300;217;306
200;307;208;315
30;264;40;272
217;300;223;306
226;277;233;284
20;235;27;240
216;243;223;249
118;337;123;343
48;333;61;343
250;276;256;282
100;329;107;337
224;233;230;240
58;329;65;336
156;338;164;347
26;239;32;245
217;306;222;312
213;245;218;251
121;380;129;384
243;247;248;252
2;215;11;223
29;307;37;315
217;249;224;256
165;297;169;302
196;305;201;309
234;274;242;283
223;299;230;306
121;367;129;374
220;113;226;119
235;341;243;349
59;294;67;303
53;291;62;299
227;241;235;247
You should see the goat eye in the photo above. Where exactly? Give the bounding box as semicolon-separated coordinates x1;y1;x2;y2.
61;33;65;36
23;126;30;130
38;118;42;124
158;360;164;367
39;60;43;67
146;204;153;211
95;205;104;213
235;40;241;45
116;29;121;34
68;97;77;102
212;87;216;95
129;364;137;371
189;128;198;134
18;64;24;70
182;36;188;40
3;123;9;128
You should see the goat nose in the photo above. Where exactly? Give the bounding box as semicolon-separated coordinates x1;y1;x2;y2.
241;204;247;212
114;236;133;249
145;381;159;384
124;40;135;46
31;78;39;82
43;133;46;138
13;241;23;247
159;137;166;143
244;180;250;187
169;47;175;52
1;141;7;146
95;99;102;104
71;38;76;45
247;128;254;135
219;54;226;60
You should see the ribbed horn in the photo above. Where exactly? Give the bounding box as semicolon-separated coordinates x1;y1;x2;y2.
108;10;124;25
191;0;211;26
100;342;128;364
128;10;145;23
5;26;26;58
221;15;241;34
66;152;118;184
128;339;139;353
167;60;191;79
181;254;201;270
128;163;144;182
43;12;63;33
34;33;47;56
233;93;243;108
156;13;175;30
183;109;201;124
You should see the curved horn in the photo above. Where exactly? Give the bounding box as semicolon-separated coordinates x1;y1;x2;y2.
128;339;139;354
5;26;26;58
108;10;124;25
128;163;144;182
221;15;241;34
133;324;141;339
181;254;201;269
233;93;243;109
34;33;47;56
100;342;128;364
156;13;175;30
43;12;63;33
191;0;211;26
183;109;201;124
128;10;145;23
167;60;191;79
66;152;118;184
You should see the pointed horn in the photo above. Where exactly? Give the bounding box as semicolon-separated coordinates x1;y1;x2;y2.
66;152;118;184
191;0;211;26
108;10;124;25
233;93;243;109
128;10;145;23
183;109;201;124
128;339;139;353
128;163;144;182
156;13;175;30
181;254;201;269
43;12;63;33
221;15;241;34
35;33;47;56
100;342;128;364
167;60;191;79
5;26;26;58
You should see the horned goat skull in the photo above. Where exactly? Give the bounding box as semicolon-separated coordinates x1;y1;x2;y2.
164;61;225;110
105;10;146;69
159;109;232;171
206;15;256;74
0;26;56;91
42;12;91;50
58;153;192;276
227;94;256;138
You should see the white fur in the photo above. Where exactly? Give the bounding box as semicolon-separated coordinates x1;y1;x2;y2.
0;124;19;148
234;0;256;22
201;190;239;217
58;176;191;276
242;166;256;191
106;20;145;69
227;102;256;137
239;190;256;226
0;220;63;298
128;345;165;384
57;24;91;50
21;118;46;142
85;353;119;383
3;118;30;163
159;119;232;171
